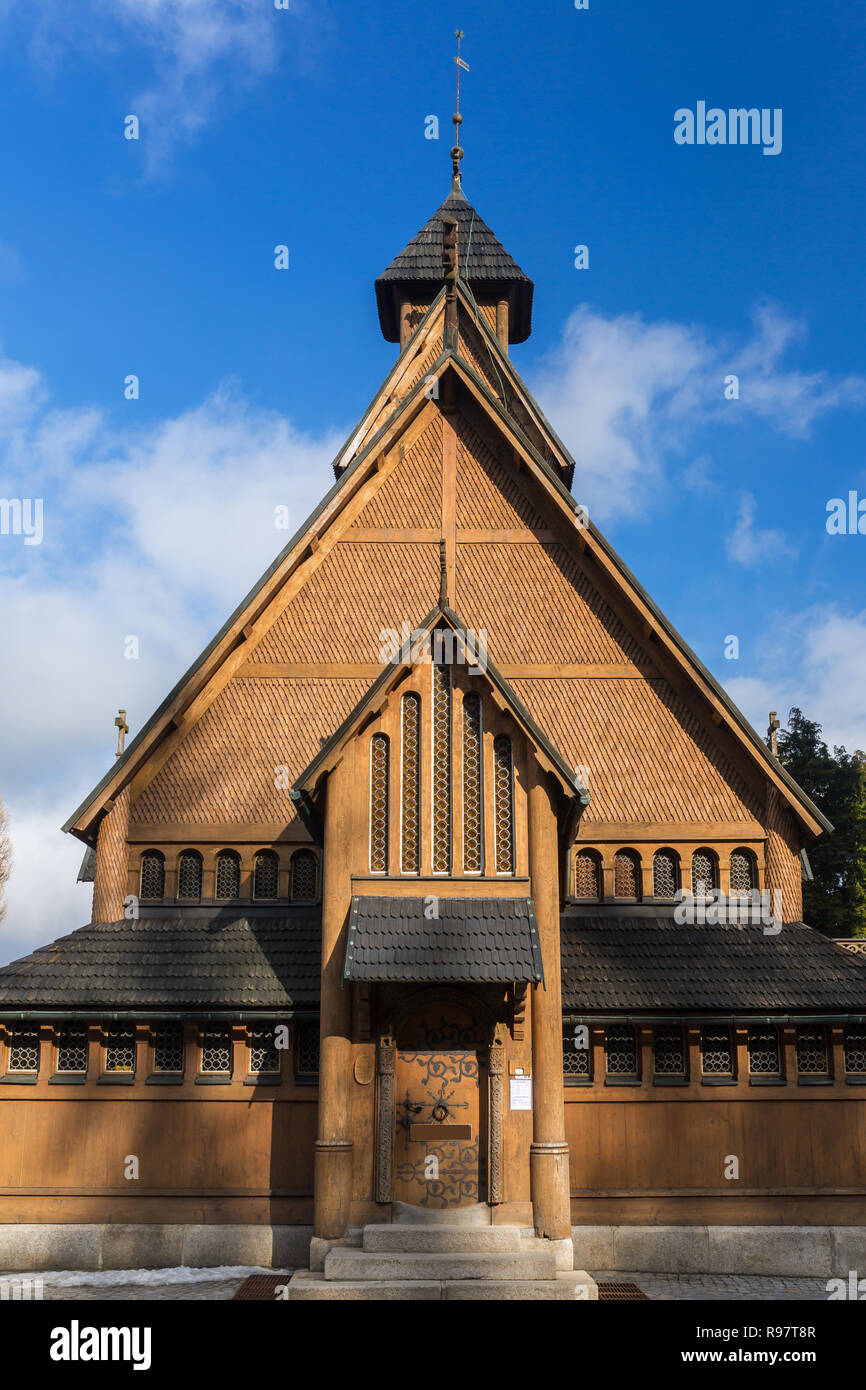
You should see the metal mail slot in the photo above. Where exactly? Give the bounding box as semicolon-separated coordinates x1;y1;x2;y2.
410;1124;472;1142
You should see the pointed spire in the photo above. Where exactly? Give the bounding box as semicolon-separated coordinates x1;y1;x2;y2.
451;29;468;195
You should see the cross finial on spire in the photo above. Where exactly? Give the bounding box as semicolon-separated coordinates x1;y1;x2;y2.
767;711;780;758
114;709;129;759
451;29;469;192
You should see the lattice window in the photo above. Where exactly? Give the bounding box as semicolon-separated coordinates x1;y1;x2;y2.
730;849;755;895
140;850;165;900
200;1027;232;1074
401;693;421;874
253;850;279;900
606;1026;638;1077
796;1025;828;1075
574;850;602;900
691;850;717;897
844;1027;866;1075
462;694;483;873
701;1027;733;1076
7;1027;39;1073
563;1024;591;1079
654;1026;685;1076
748;1026;780;1075
431;661;452;874
653;849;678;899
153;1024;185;1073
215;850;240;900
613;850;640;900
105;1027;136;1073
493;735;515;875
177;849;202;901
369;734;389;874
57;1026;88;1073
291;850;318;902
249;1026;280;1074
296;1020;320;1078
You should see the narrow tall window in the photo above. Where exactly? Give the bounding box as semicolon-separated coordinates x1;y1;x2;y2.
369;734;389;874
7;1027;39;1074
796;1025;828;1076
493;735;515;875
296;1021;320;1079
563;1024;591;1081
574;849;602;900
57;1026;88;1074
153;1024;185;1074
462;694;483;873
215;850;241;900
730;849;755;895
140;850;165;900
105;1027;136;1074
652;849;678;900
177;849;203;901
748;1026;780;1077
613;850;641;900
253;850;279;900
654;1027;686;1077
844;1026;866;1076
691;850;717;897
291;849;318;901
431;662;452;874
605;1026;638;1078
701;1027;733;1077
249;1027;280;1075
200;1027;232;1074
401;693;421;874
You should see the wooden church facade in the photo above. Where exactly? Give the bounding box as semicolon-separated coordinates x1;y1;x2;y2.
1;159;866;1271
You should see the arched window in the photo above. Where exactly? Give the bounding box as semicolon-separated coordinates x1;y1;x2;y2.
140;849;165;900
215;850;240;901
291;849;318;902
613;849;641;900
253;849;279;900
652;848;679;900
431;661;452;874
493;735;515;875
691;849;717;897
177;849;203;901
462;693;483;873
574;849;602;900
729;848;756;895
400;693;421;874
370;734;389;874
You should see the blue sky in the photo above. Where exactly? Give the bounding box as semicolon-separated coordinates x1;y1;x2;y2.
0;0;864;962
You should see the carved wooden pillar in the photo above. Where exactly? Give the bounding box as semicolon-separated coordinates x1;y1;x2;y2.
488;1025;506;1204
313;758;355;1238
527;761;571;1240
375;1035;396;1204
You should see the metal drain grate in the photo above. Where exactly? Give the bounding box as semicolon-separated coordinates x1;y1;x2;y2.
232;1274;290;1300
597;1281;650;1301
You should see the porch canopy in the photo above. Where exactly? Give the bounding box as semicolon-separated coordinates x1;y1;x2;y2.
343;896;544;985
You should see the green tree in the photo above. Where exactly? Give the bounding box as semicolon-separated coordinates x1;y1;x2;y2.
777;708;866;937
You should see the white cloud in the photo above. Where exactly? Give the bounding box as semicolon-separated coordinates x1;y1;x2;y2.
725;491;797;568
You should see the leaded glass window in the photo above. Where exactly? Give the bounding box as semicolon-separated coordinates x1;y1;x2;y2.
730;849;755;895
8;1027;39;1073
493;735;515;875
431;661;452;874
105;1027;136;1073
200;1027;231;1074
606;1026;638;1077
57;1026;88;1073
653;849;678;900
369;734;389;874
844;1026;866;1075
701;1027;733;1076
140;850;165;900
296;1020;320;1078
291;849;317;901
401;693;421;874
748;1026;780;1076
253;850;279;900
462;694;483;873
215;850;240;900
654;1026;685;1076
249;1027;280;1074
153;1024;185;1074
563;1025;591;1079
574;849;602;900
177;849;202;901
613;850;640;900
691;850;717;897
796;1025;828;1075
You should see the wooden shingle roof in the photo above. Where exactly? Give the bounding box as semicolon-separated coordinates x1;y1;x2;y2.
344;896;544;985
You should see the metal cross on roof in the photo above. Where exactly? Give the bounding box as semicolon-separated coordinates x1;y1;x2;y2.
451;29;469;189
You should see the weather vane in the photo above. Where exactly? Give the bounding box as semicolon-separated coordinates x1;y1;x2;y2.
451;29;469;189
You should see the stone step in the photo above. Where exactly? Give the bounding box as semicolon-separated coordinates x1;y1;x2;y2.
444;1272;598;1301
391;1200;490;1226
287;1271;440;1301
363;1223;522;1253
287;1270;598;1301
324;1248;558;1282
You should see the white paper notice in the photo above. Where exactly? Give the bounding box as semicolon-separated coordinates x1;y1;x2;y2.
509;1076;532;1111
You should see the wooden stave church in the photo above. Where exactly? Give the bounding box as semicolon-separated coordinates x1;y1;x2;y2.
1;147;865;1273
